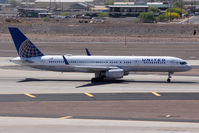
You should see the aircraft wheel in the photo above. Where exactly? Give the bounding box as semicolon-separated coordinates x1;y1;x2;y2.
91;78;96;83
91;77;104;83
167;78;171;83
91;78;99;83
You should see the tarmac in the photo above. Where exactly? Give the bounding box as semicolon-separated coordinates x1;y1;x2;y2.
0;57;199;94
1;117;199;133
0;57;199;132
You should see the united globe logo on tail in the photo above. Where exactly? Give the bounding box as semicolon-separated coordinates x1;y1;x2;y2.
8;27;44;58
19;39;43;58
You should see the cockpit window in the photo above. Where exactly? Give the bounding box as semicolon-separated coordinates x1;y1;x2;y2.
180;61;187;65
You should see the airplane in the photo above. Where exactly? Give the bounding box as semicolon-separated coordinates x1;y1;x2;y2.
9;27;192;83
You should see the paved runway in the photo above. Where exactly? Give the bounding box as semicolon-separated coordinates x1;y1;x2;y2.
0;57;199;132
1;30;199;132
0;69;199;94
0;92;198;123
0;57;199;94
0;63;199;123
1;93;199;102
1;117;199;133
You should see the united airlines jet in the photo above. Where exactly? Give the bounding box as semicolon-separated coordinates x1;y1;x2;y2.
9;27;192;83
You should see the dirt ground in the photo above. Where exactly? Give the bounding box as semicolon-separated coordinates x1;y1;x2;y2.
1;17;199;37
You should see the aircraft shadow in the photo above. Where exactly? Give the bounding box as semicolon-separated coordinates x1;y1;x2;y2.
18;78;90;82
76;80;197;88
18;78;129;88
18;78;197;88
76;80;129;88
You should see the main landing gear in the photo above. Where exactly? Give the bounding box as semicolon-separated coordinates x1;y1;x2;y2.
91;77;104;83
167;72;173;83
91;72;105;83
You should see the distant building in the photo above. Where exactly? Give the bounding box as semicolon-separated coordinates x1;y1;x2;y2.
109;2;148;13
109;2;171;17
18;8;49;17
0;0;8;4
21;2;35;8
147;2;171;11
35;0;94;11
183;0;199;12
69;2;92;12
91;6;109;12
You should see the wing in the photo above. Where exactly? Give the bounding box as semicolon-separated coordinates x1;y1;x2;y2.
74;66;119;72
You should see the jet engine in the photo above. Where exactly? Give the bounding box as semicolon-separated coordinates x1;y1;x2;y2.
105;69;124;79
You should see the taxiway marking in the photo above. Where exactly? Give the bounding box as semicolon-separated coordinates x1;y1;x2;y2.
59;116;72;119
152;92;161;97
84;93;94;97
24;93;36;98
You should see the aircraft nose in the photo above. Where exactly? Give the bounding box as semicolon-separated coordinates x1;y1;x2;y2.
186;65;192;71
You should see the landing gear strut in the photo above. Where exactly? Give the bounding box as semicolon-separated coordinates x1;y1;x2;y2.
167;72;172;83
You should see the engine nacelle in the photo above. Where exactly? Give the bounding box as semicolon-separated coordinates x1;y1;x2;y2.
105;69;124;79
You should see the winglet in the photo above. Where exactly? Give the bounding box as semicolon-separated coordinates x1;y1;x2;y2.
85;48;91;56
63;55;69;65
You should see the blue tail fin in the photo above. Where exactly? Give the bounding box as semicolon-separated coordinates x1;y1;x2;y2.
8;27;44;58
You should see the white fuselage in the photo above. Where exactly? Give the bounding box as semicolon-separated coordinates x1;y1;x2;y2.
10;55;192;73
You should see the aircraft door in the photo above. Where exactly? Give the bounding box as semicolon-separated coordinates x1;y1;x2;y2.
169;60;177;71
134;59;139;71
41;59;44;65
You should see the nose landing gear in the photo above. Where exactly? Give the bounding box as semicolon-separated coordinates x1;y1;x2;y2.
167;72;173;83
